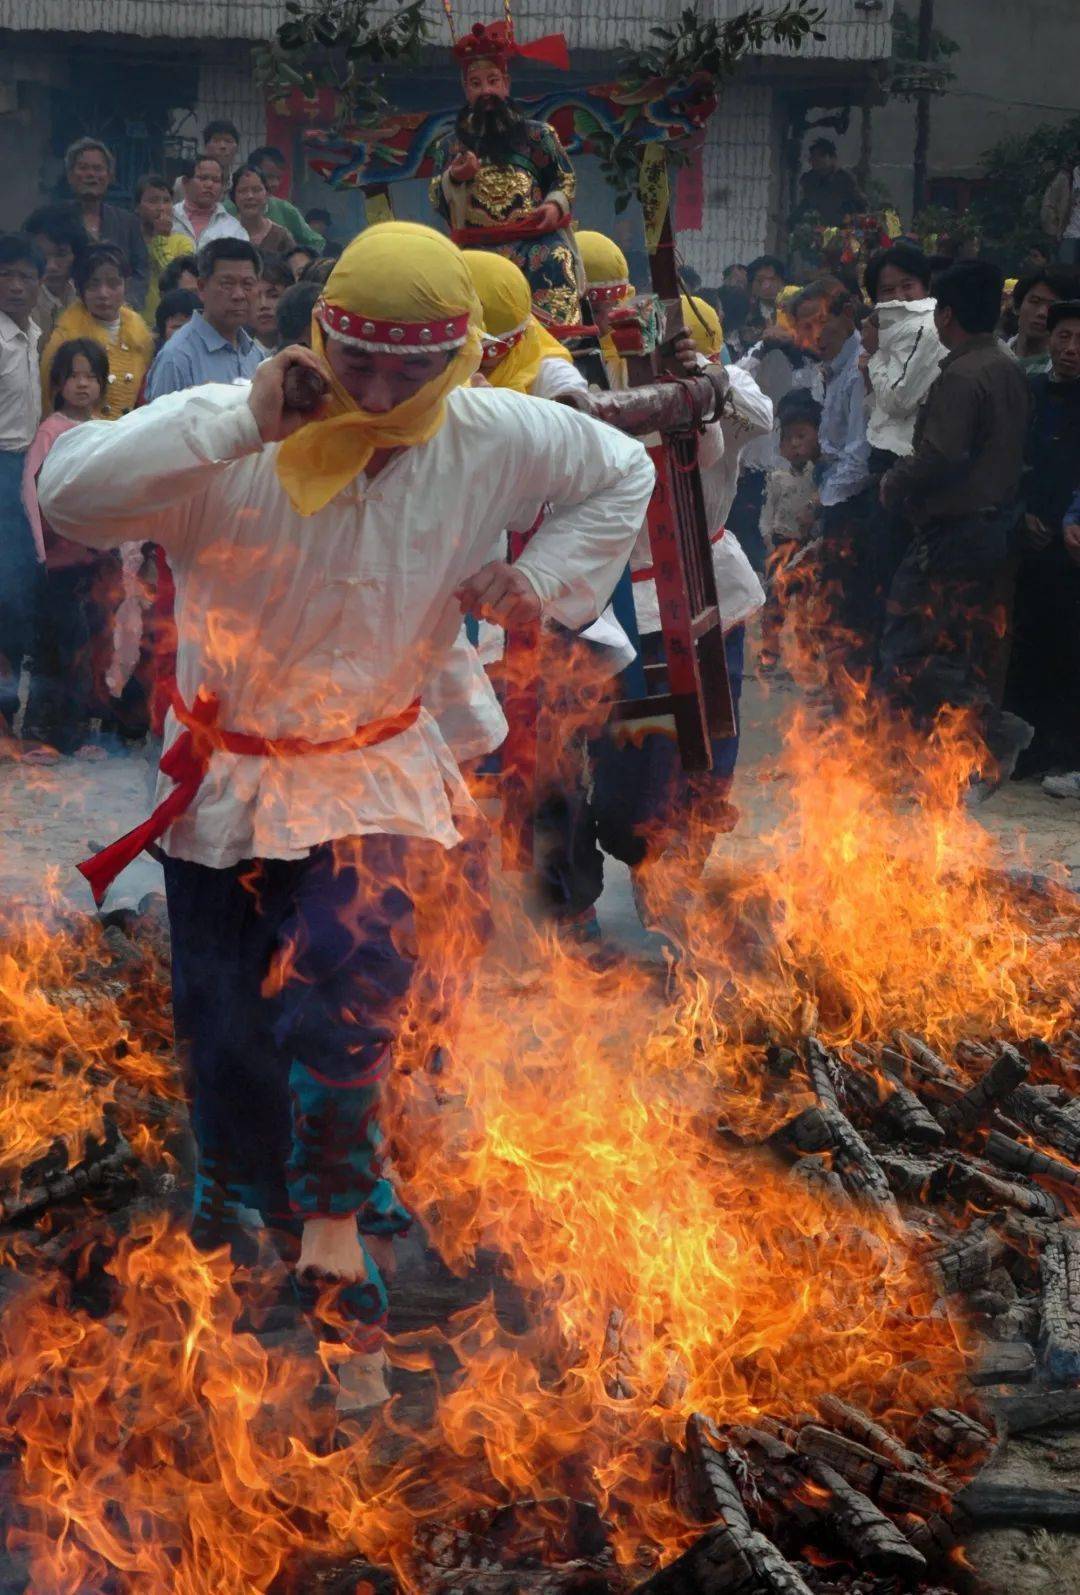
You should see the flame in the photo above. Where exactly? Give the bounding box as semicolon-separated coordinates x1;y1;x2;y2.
0;906;178;1197
1;648;1078;1590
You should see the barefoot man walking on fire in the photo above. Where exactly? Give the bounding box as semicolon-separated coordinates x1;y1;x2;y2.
38;221;654;1413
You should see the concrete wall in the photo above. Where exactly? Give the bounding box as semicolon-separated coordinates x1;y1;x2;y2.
0;0;895;57
828;0;1080;221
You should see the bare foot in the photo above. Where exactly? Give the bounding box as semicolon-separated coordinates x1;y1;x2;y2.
362;1233;397;1281
297;1214;368;1283
335;1346;390;1414
73;743;108;762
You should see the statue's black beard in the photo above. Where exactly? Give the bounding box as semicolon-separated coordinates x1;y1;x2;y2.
456;95;529;160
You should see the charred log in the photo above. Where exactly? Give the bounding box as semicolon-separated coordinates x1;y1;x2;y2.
802;1461;926;1576
1039;1229;1080;1383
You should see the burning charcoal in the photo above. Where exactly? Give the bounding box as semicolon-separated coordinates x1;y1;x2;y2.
928;1228;1004;1295
801;1040;901;1220
892;1033;970;1092
802;1461;926;1576
723;1429;822;1538
876;1076;947;1146
416;1501;614;1576
1003;1084;1080;1162
1038;1228;1080;1382
969;1340;1036;1386
765;1046;799;1080
953;1481;1080;1530
985;1131;1080;1191
938;1045;1030;1135
876;1151;949;1202
434;1567;621;1593
0;1131;135;1223
795;1428;949;1518
912;1409;993;1465
980;1386;1080;1435
814;1396;928;1476
788;1156;849;1204
272;1555;398;1594
947;1155;1063;1220
894;1509;964;1570
878;1047;966;1106
644;1417;813;1595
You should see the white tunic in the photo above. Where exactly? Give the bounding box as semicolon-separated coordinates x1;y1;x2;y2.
631;362;773;637
40;382;654;868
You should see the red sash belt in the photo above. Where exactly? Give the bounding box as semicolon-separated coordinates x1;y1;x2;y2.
77;685;423;905
450;210;570;249
632;526;726;584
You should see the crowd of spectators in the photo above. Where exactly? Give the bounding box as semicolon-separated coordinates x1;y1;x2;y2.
1;120;1078;808
0;121;342;764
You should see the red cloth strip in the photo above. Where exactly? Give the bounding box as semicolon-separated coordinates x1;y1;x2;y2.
450;210;571;248
632;525;726;583
77;687;422;905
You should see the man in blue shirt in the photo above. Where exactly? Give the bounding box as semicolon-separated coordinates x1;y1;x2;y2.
145;238;265;399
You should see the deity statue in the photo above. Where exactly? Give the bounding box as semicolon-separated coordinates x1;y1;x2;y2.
429;19;581;326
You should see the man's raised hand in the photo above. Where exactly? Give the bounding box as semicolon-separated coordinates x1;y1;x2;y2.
248;345;332;443
449;150;482;184
454;560;542;628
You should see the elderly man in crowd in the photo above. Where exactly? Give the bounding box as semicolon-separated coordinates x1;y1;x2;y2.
63;137;149;309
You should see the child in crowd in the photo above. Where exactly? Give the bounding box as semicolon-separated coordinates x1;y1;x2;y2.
759;391;823;674
153;287;201;351
21;339;112;759
40;243;154;418
247;256;295;354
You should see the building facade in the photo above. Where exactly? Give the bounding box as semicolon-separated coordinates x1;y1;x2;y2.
0;0;895;283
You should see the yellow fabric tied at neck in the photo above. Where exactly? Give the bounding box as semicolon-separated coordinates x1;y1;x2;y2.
275;221;483;516
463;250;571;394
681;293;723;358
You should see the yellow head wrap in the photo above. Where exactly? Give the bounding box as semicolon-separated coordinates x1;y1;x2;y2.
463;250;572;393
573;231;635;385
275;221;483;515
576;231;632;295
775;282;801;337
680;293;723;358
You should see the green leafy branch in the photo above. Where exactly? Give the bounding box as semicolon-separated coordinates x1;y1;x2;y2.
253;0;429;127
597;3;826;208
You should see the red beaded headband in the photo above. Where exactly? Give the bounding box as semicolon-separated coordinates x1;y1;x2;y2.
585;280;634;307
479;317;529;365
317;298;472;354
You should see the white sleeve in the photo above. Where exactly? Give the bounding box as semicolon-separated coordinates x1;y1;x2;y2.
869;322;946;423
38;384;264;553
501;398;656;631
721;363;775;446
530;357;589;401
424;626;508;760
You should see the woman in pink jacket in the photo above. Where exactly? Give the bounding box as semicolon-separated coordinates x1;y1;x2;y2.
21;337;111;759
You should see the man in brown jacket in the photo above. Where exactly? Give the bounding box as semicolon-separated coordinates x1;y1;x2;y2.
879;261;1034;793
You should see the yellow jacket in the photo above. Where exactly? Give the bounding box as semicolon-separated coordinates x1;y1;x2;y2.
40;301;155;419
144;232;195;326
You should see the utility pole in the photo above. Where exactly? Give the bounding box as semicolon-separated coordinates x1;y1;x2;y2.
912;0;934;215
